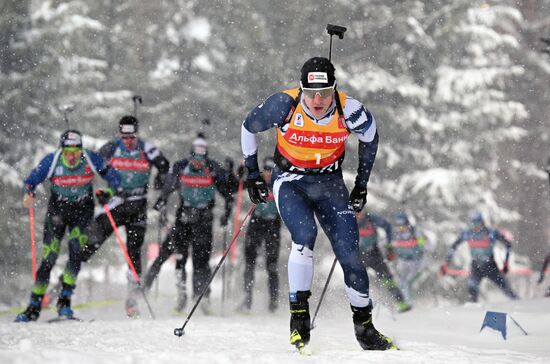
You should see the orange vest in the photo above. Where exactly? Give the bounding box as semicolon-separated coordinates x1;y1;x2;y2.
276;88;349;169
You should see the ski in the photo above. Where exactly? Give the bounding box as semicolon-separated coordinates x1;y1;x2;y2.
47;316;91;323
297;345;312;356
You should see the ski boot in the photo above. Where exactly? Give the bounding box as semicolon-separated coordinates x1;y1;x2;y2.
351;304;397;350
126;275;141;318
397;301;412;313
15;294;43;322
125;297;140;318
289;291;311;350
57;282;75;318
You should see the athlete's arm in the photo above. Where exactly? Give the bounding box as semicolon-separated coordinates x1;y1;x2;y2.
24;153;55;193
86;150;122;191
344;97;378;187
241;92;296;176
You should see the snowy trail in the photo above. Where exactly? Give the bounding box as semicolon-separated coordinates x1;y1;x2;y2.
1;295;549;364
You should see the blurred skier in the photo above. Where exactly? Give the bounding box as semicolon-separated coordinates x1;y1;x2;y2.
240;56;396;351
79;115;169;317
390;212;426;306
143;134;234;313
441;211;519;302
239;157;282;313
536;251;550;297
15;130;121;322
356;211;411;312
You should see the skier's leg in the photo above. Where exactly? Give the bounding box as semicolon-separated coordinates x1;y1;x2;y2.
175;221;191;311
265;219;281;312
191;209;213;299
57;202;94;317
369;250;407;309
124;202;147;317
313;180;370;308
486;259;519;299
273;175;316;349
468;261;484;302
16;205;66;322
242;219;259;310
80;198;126;262
143;221;180;290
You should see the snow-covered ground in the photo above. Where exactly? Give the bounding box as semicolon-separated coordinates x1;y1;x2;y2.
1;276;549;364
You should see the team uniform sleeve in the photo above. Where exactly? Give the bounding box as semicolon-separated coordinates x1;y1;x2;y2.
98;141;115;161
241;92;295;175
160;160;185;200
211;160;233;203
24;153;55;194
344;96;379;187
87;150;121;191
492;229;512;261
446;230;466;262
372;214;393;242
144;142;170;174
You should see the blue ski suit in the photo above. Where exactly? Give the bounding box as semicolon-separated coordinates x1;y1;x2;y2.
24;148;120;297
445;226;518;302
241;88;378;308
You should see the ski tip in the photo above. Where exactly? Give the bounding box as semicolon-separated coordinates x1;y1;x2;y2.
297;345;312;356
47;316;85;323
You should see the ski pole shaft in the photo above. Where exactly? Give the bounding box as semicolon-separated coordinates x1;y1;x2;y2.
102;203;156;320
29;207;37;280
230;178;244;263
311;257;338;329
221;227;228;309
174;204;256;337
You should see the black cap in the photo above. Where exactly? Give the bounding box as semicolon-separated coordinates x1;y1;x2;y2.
60;129;83;148
119;115;138;134
300;57;336;88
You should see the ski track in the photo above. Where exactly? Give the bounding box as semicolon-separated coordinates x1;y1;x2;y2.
1;296;549;364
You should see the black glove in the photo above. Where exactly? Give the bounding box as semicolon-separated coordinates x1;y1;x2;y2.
349;185;368;212
247;174;268;204
154;198;167;211
95;188;113;205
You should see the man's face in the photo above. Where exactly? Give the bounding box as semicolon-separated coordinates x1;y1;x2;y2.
302;88;335;119
471;219;484;232
121;134;137;149
62;148;82;167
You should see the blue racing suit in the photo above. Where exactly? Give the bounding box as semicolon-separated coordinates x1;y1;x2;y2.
24;149;120;298
445;227;518;302
241;88;378;308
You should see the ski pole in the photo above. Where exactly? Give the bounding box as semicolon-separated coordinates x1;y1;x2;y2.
230;178;244;264
311;257;338;329
29;207;37;281
174;204;256;337
132;95;142;117
102;203;156;320
326;24;347;61
221;226;228;315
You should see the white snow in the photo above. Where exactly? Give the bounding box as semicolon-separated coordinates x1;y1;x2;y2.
1;264;549;364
